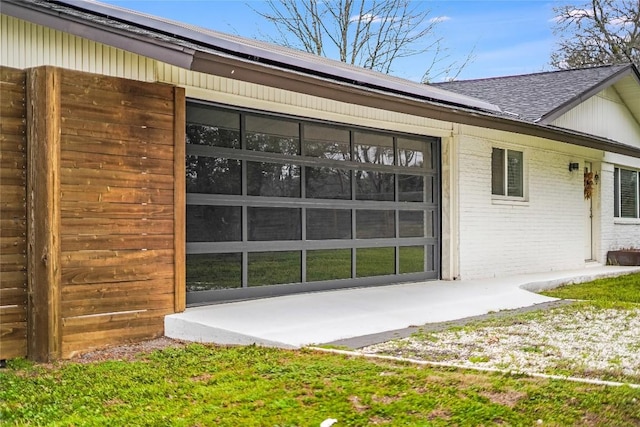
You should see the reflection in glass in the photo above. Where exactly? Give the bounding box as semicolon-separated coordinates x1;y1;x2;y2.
186;156;241;195
398;175;424;202
307;209;352;240
246;115;300;155
399;211;424;238
186;253;241;291
247;162;301;197
304;124;350;160
186;107;240;148
248;251;301;286
248;207;301;241
621;169;638;218
306;167;351;199
187;205;241;242
398;137;430;168
356;210;395;239
355;171;394;201
356;247;395;277
399;246;424;274
354;131;394;165
307;249;352;281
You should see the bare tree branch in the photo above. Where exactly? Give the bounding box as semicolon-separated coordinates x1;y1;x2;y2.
551;0;639;68
252;0;471;81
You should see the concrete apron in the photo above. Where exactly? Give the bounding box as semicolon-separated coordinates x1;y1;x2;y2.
165;266;640;349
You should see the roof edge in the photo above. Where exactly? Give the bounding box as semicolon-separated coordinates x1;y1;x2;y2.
50;0;501;114
538;63;639;124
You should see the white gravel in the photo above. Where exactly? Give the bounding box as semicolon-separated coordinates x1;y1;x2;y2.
362;306;640;381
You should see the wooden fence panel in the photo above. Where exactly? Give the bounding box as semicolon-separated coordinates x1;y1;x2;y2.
0;66;27;360
58;69;182;358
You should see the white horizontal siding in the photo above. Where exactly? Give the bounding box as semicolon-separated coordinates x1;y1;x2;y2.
0;15;156;81
552;87;640;149
157;64;454;137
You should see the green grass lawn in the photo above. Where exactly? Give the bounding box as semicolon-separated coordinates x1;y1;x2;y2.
2;345;639;426
541;273;640;305
3;273;640;426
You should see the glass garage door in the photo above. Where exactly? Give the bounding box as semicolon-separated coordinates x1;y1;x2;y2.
185;101;440;305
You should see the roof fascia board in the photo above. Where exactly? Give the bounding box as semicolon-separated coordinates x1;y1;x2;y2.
192;52;640;159
5;1;639;159
54;0;500;114
538;65;635;124
2;0;195;70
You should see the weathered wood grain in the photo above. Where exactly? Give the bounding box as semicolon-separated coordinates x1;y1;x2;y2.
61;234;174;252
27;66;63;362
174;86;186;313
61;185;174;205
60;167;175;189
0;66;27;360
61;151;174;176
61;134;174;160
61;201;174;220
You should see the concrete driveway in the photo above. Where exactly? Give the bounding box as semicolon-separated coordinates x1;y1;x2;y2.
165;265;640;348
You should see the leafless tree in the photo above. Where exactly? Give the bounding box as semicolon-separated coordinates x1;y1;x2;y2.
253;0;472;81
551;0;639;68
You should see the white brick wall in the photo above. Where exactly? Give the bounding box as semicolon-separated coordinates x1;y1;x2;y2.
456;130;596;279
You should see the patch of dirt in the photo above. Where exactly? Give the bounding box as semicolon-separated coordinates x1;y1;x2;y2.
72;337;187;363
348;395;370;412
480;390;527;408
427;408;451;420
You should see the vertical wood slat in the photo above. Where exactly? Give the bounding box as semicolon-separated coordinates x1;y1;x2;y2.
27;66;62;362
173;87;186;312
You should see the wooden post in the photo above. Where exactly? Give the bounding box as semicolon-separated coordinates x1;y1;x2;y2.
26;66;62;362
173;87;186;312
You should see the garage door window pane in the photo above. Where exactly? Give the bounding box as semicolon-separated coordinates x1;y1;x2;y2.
399;211;424;237
356;171;394;201
187;205;241;242
354;131;394;165
246;115;300;155
400;246;424;274
186;107;240;149
307;249;352;281
398;175;424;202
247;162;301;197
356;210;395;239
357;247;395;277
248;251;301;286
307;209;352;240
398;138;430;169
186;253;242;291
304;124;350;160
186;156;241;195
306;167;351;199
248;207;301;241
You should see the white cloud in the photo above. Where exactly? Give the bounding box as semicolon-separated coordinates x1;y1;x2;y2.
350;13;387;24
549;8;593;23
430;16;451;24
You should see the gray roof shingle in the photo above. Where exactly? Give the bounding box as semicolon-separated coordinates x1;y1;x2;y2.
433;65;631;122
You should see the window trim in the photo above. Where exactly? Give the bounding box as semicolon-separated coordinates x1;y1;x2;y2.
614;167;640;219
491;146;527;202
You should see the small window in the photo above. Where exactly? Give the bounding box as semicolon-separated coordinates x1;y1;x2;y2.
615;167;640;218
492;147;524;198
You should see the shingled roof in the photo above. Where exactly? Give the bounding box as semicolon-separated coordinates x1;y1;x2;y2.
433;64;635;123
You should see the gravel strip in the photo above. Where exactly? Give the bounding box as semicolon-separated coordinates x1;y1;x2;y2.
362;305;640;382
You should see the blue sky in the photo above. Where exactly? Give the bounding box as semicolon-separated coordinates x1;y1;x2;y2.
100;1;565;81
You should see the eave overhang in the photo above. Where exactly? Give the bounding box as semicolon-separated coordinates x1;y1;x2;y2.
3;0;640;159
